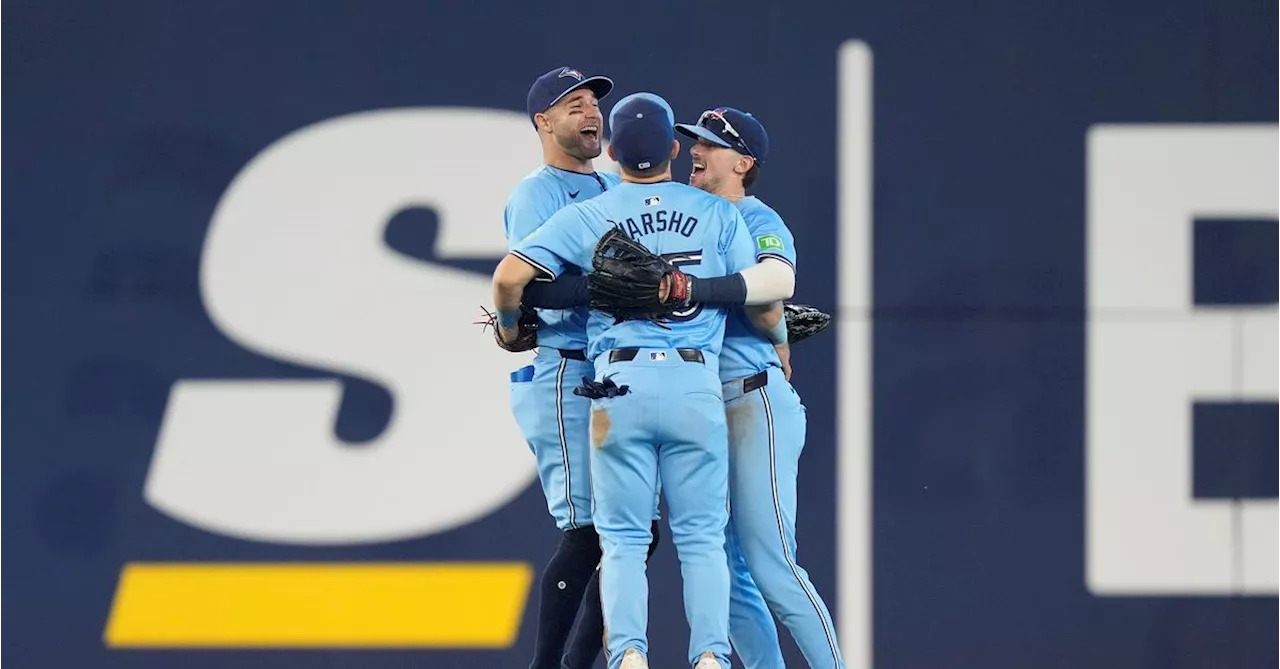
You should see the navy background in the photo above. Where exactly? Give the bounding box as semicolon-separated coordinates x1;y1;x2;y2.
4;0;1276;667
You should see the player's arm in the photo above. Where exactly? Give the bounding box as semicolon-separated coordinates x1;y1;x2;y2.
491;255;541;343
723;209;788;341
596;220;793;309
493;206;596;340
689;206;796;305
504;182;595;310
682;257;794;306
503;179;559;250
725;208;792;376
520;275;589;309
745;301;792;379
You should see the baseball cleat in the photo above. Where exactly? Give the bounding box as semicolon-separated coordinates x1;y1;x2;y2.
619;647;649;669
694;651;723;669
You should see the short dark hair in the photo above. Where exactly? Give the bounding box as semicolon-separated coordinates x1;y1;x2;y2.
742;162;760;189
622;158;670;180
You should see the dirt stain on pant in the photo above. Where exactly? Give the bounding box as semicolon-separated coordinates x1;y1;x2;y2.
725;394;758;451
591;407;611;449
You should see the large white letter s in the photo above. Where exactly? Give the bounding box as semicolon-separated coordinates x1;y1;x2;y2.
145;109;542;545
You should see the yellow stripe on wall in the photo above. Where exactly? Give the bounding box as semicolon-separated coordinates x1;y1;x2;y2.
104;562;533;647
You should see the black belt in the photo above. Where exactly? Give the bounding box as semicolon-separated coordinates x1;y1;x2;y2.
608;348;704;364
556;349;587;361
741;370;768;393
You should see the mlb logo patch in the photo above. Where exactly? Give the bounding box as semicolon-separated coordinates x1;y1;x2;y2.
558;67;584;80
644;196;661;207
649;351;667;361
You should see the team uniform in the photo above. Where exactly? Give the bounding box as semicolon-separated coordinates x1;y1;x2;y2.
515;176;757;669
720;197;844;669
504;63;625;669
505;165;620;531
671;107;845;668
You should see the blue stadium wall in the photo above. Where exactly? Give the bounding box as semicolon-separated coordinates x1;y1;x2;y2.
5;0;1276;667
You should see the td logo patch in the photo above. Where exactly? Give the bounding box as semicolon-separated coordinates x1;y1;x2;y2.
756;234;784;250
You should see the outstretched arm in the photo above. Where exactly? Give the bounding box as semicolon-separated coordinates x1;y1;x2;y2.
520;274;590;309
520;256;794;310
681;257;795;306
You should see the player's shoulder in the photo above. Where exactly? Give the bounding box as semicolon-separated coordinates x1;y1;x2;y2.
736;196;785;224
735;196;789;235
506;167;562;205
598;171;623;187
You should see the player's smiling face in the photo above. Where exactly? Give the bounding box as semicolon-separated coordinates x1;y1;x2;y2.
688;139;748;195
543;89;603;160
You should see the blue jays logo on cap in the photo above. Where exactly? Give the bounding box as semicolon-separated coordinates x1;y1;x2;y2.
526;66;614;127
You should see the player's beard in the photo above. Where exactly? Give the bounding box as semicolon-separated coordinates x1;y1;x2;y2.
554;126;603;161
690;169;723;195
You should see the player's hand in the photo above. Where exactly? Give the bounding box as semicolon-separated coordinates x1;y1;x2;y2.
775;343;792;381
590;228;686;319
662;270;691;305
498;324;521;345
474;305;539;353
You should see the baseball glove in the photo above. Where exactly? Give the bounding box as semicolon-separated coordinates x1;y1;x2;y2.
588;228;690;321
475;304;539;353
784;303;831;344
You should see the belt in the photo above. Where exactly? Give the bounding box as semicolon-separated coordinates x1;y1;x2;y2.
608;348;704;364
556;349;587;361
741;370;768;393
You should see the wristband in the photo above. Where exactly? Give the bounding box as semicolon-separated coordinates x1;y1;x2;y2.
667;272;692;304
688;273;748;306
496;308;521;329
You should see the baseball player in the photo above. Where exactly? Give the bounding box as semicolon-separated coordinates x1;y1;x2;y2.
493;92;777;669
676;107;845;669
516;110;833;666
500;65;640;669
524;108;842;668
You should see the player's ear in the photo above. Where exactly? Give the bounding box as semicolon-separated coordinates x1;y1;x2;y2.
534;112;551;134
607;144;617;162
736;155;755;175
668;140;680;160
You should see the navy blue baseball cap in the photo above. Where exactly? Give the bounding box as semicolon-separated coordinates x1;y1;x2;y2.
608;92;676;171
675;107;770;165
526;66;614;126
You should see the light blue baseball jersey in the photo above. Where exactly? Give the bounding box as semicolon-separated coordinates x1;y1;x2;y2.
717;196;799;381
504;165;622;351
513;180;757;361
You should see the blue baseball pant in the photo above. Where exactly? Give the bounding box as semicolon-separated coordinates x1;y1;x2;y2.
724;366;845;669
510;348;594;530
727;521;785;668
588;348;733;669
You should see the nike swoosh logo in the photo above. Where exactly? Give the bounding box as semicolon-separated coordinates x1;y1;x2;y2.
568;190;580;199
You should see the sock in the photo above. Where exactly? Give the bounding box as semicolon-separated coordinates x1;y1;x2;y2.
563;520;661;669
529;526;603;669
